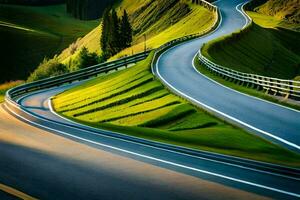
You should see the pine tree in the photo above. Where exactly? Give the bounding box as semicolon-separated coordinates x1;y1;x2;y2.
120;9;133;48
100;8;133;59
100;7;110;59
110;9;121;54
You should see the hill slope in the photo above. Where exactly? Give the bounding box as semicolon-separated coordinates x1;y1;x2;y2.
255;0;300;24
202;23;300;79
59;0;215;63
201;0;300;80
0;4;98;83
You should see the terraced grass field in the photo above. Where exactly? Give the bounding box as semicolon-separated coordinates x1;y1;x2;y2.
53;53;300;167
0;4;98;83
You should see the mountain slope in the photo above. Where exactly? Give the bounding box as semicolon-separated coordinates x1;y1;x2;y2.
59;0;215;63
255;0;300;23
0;4;98;83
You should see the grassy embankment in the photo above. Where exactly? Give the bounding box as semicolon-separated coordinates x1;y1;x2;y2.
0;3;98;101
197;0;300;109
53;51;300;167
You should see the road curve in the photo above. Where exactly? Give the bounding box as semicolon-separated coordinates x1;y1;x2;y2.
2;66;299;199
154;0;300;152
1;0;300;199
2;105;271;200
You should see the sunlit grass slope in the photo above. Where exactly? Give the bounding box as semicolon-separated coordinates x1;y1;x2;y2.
111;3;215;59
202;22;300;79
247;11;300;31
53;52;300;167
60;0;215;62
255;0;300;24
0;4;98;82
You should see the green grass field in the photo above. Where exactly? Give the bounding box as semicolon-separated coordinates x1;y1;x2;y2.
0;4;98;83
202;22;300;80
53;52;300;167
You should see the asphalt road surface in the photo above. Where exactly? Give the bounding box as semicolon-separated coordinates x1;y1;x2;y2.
2;75;299;199
1;0;300;199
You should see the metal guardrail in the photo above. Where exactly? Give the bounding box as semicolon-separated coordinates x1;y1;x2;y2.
6;51;150;101
197;3;300;100
198;54;300;99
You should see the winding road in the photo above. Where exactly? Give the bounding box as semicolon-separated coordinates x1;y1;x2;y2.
1;0;300;199
154;0;300;152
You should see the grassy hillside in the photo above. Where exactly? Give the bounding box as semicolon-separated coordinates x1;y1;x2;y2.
53;52;300;167
255;0;300;24
201;0;300;80
247;11;300;31
202;23;300;79
0;4;98;83
60;0;215;63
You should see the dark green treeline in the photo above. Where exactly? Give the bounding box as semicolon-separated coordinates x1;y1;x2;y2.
66;0;114;20
101;9;133;59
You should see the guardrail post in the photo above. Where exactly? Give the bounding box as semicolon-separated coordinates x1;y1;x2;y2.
255;76;262;91
245;74;251;87
265;77;270;95
285;81;293;99
124;56;127;68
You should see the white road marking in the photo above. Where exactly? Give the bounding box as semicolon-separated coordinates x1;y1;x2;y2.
3;103;300;198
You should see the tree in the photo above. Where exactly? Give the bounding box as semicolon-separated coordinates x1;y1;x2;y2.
27;56;68;82
120;9;133;48
100;8;133;59
100;7;111;59
110;9;121;55
66;0;114;20
77;47;98;69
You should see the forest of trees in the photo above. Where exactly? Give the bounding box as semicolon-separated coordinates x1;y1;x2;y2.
66;0;114;20
101;9;133;59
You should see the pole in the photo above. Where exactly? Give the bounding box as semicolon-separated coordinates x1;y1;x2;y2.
144;34;147;53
